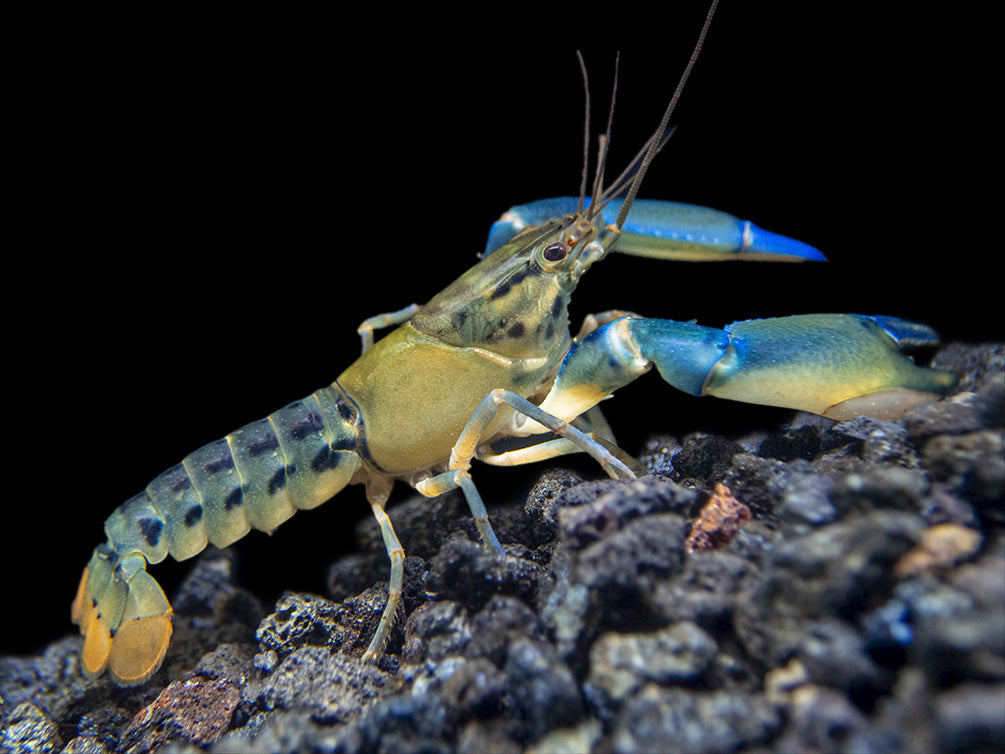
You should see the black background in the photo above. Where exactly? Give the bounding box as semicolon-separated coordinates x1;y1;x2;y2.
6;4;997;656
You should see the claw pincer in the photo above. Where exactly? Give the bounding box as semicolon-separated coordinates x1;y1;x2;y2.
538;314;956;427
487;197;826;262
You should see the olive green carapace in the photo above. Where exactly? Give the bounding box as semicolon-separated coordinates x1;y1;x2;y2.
338;222;578;475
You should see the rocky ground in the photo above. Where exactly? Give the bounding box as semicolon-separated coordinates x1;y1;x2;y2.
2;343;1002;754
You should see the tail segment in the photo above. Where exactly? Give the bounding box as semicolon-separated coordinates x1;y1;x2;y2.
72;384;361;685
71;546;172;686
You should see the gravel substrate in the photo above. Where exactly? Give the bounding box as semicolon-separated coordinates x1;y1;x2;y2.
2;342;1002;754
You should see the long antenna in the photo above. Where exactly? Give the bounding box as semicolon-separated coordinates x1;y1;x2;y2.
614;0;719;230
596;126;676;214
590;53;620;211
576;51;591;215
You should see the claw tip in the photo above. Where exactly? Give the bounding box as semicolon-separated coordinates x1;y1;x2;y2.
746;224;826;262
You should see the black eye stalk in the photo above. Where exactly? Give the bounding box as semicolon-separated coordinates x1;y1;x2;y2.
542;242;568;262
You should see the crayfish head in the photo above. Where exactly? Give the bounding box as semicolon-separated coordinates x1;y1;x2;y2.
411;214;611;361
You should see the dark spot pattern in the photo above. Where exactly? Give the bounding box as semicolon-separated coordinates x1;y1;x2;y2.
166;465;191;493
224;487;243;510
311;445;341;473
205;456;234;474
490;281;512;300
184;505;203;527
138;517;163;547
336;399;354;422
247;430;280;458
290;412;324;441
267;467;287;495
331;435;356;451
507;321;525;338
204;441;235;474
509;266;531;286
170;476;191;493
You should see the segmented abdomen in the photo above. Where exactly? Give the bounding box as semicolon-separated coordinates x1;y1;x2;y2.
102;384;360;565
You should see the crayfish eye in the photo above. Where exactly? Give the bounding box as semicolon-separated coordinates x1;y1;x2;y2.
542;242;568;262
